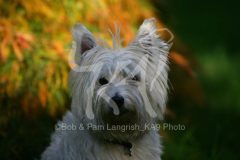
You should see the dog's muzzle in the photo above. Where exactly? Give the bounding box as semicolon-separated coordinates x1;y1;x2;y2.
109;93;130;116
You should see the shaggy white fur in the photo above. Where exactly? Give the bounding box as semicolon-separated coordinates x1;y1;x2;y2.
42;112;162;160
41;18;171;160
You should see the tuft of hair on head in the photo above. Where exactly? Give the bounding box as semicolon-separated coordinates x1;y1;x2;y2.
108;23;122;49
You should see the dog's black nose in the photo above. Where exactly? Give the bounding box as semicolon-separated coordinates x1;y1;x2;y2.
111;94;124;108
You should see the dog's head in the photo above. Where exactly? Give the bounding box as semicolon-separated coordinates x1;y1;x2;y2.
70;18;171;141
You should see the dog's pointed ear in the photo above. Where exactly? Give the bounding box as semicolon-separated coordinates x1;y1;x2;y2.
132;18;171;54
72;24;97;63
131;18;172;119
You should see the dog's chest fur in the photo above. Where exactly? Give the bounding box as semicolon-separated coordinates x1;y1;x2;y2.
42;112;162;160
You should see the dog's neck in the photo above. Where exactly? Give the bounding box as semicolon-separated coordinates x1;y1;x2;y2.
106;139;133;156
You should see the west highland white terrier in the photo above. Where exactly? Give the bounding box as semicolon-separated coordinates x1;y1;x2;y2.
41;18;172;160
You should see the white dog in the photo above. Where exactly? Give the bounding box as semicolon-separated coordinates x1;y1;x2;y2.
41;18;171;160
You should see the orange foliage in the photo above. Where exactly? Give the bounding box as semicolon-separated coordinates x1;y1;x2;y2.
0;0;192;116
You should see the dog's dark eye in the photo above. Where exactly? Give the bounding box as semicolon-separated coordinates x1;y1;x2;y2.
98;77;108;85
131;75;140;81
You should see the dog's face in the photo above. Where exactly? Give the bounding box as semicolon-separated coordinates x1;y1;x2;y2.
70;18;171;141
93;55;145;125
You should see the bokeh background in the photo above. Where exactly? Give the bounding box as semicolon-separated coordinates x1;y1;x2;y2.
0;0;239;159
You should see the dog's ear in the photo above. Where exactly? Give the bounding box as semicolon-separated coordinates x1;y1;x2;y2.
72;24;97;63
132;18;171;55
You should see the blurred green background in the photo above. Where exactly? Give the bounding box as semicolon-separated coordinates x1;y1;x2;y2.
0;0;239;159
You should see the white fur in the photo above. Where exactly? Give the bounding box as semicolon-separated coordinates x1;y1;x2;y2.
42;112;162;160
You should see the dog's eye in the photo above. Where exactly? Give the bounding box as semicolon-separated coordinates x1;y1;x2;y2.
131;75;140;81
98;77;109;85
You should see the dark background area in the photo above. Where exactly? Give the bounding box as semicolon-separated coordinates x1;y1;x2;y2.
153;0;240;159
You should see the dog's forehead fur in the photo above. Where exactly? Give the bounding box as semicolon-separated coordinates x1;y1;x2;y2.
79;48;145;77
